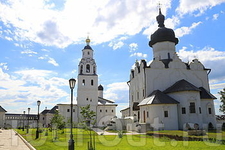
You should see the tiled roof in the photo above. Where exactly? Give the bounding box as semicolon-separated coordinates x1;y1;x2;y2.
138;90;179;106
48;106;58;114
0;106;7;112
98;97;114;103
199;87;217;99
41;109;50;115
120;107;130;112
164;79;200;93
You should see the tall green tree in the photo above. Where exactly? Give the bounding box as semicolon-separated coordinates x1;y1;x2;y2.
79;104;96;150
218;88;225;114
50;110;65;140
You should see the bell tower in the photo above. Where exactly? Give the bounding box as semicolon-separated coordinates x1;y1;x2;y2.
77;37;98;111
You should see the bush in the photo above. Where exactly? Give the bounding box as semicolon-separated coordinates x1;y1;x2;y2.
222;123;225;131
45;131;48;136
118;130;123;138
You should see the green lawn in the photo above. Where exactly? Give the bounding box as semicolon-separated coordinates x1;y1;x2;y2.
16;128;225;150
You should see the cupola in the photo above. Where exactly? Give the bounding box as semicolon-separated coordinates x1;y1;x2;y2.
149;8;178;47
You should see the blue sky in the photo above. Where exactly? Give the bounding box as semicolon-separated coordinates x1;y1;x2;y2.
0;0;225;117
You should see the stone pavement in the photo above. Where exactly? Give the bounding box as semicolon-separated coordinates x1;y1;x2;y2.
92;128;146;135
0;129;35;150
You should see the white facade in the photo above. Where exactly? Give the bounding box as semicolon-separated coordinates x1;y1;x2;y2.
121;9;217;131
58;38;117;126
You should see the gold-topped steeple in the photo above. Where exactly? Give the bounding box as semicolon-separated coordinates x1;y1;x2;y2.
86;36;90;45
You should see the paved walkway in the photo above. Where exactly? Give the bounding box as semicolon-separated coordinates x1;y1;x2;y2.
0;129;35;150
92;128;146;135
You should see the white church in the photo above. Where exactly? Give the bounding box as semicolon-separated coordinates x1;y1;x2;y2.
120;8;217;131
57;38;117;127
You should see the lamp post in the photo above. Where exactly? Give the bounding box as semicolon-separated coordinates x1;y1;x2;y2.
27;108;30;133
23;111;25;131
36;100;41;139
68;78;76;150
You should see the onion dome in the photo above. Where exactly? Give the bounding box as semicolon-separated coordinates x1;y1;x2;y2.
98;84;104;91
149;8;178;47
84;36;92;49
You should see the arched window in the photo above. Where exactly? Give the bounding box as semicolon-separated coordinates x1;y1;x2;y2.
91;80;94;86
93;66;96;74
80;65;83;74
88;51;90;55
82;79;85;86
86;64;90;73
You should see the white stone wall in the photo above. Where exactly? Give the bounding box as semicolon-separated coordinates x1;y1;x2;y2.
97;105;116;126
145;60;209;96
120;108;130;118
152;42;176;60
140;104;178;130
0;112;5;128
57;104;78;123
168;91;203;129
201;99;217;128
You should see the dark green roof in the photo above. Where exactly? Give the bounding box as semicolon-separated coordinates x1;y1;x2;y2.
139;90;179;106
199;87;216;99
164;79;200;93
0;106;7;112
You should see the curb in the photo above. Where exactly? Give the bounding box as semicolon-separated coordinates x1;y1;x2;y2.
13;130;36;150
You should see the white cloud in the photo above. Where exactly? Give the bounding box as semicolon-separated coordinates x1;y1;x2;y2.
38;55;59;66
176;0;225;16
130;52;147;58
213;13;219;20
108;41;124;50
0;68;69;113
0;0;165;48
48;57;59;66
4;36;13;41
0;63;9;71
210;82;225;90
129;43;138;52
104;82;129;102
21;49;38;55
175;22;202;38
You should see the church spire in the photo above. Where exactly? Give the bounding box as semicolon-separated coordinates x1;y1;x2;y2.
156;7;165;27
86;36;90;45
149;7;178;47
84;36;92;50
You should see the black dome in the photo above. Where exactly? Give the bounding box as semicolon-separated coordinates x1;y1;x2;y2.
98;84;103;91
149;8;178;47
84;45;92;50
149;27;178;47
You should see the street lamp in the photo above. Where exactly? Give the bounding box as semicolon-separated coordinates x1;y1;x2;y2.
36;100;41;139
27;108;30;133
23;111;25;131
68;78;76;150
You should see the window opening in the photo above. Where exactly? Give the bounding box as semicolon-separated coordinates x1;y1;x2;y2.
86;64;90;73
182;107;186;114
189;102;196;113
164;111;168;117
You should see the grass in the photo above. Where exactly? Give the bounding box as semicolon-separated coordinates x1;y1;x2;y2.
147;130;225;140
16;128;225;150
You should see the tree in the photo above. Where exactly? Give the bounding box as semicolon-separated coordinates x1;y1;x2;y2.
79;104;96;150
50;110;65;140
218;88;225;114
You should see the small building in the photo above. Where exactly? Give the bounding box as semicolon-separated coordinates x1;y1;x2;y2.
39;106;58;127
0;106;7;128
5;113;37;129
